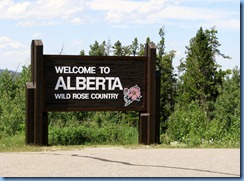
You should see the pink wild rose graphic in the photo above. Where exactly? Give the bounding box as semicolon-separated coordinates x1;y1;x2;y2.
123;85;142;106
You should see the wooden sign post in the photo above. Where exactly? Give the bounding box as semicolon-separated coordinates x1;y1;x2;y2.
139;43;160;145
26;40;160;146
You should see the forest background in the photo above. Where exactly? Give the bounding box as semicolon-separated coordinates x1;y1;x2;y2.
0;26;240;149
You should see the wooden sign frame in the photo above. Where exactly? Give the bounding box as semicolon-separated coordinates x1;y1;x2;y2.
26;40;160;146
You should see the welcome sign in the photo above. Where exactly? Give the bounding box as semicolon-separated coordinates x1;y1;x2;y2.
44;55;147;111
26;40;159;146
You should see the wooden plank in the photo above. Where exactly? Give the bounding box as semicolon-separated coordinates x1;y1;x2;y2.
25;82;35;144
144;43;157;144
139;113;149;144
155;70;161;144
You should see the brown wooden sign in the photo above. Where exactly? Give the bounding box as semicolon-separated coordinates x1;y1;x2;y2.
44;55;147;111
26;40;160;146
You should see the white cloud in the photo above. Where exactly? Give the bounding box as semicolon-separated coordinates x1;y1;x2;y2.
87;0;139;12
0;0;86;26
0;36;29;71
87;0;167;24
0;0;239;30
0;36;26;49
87;0;240;30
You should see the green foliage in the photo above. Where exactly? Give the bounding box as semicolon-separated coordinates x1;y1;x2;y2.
113;40;123;56
156;27;177;133
166;67;240;147
79;49;85;56
207;67;240;146
167;101;208;146
157;26;165;59
170;27;239;147
178;27;230;113
131;38;139;56
112;40;132;56
158;51;177;125
0;66;30;136
47;101;139;145
89;41;107;56
48;116;138;145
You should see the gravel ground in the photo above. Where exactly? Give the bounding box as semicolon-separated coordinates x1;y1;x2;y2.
0;147;240;177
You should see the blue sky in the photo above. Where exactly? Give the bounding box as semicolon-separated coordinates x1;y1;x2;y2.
0;0;240;72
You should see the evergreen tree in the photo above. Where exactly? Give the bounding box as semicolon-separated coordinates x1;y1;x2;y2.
156;27;177;132
146;37;151;44
157;26;165;59
131;38;139;56
113;40;132;56
79;49;85;56
113;40;123;56
159;50;177;130
178;27;230;115
138;37;153;56
138;43;145;56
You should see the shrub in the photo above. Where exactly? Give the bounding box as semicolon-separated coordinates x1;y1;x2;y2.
167;101;208;146
48;122;138;145
205;68;240;146
0;66;30;136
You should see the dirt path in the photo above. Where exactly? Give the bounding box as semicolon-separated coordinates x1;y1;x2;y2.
0;148;240;177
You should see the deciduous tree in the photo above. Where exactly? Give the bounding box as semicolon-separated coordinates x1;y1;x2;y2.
89;41;107;56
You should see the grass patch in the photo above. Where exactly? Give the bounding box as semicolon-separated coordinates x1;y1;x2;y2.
0;133;43;152
0;132;239;153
